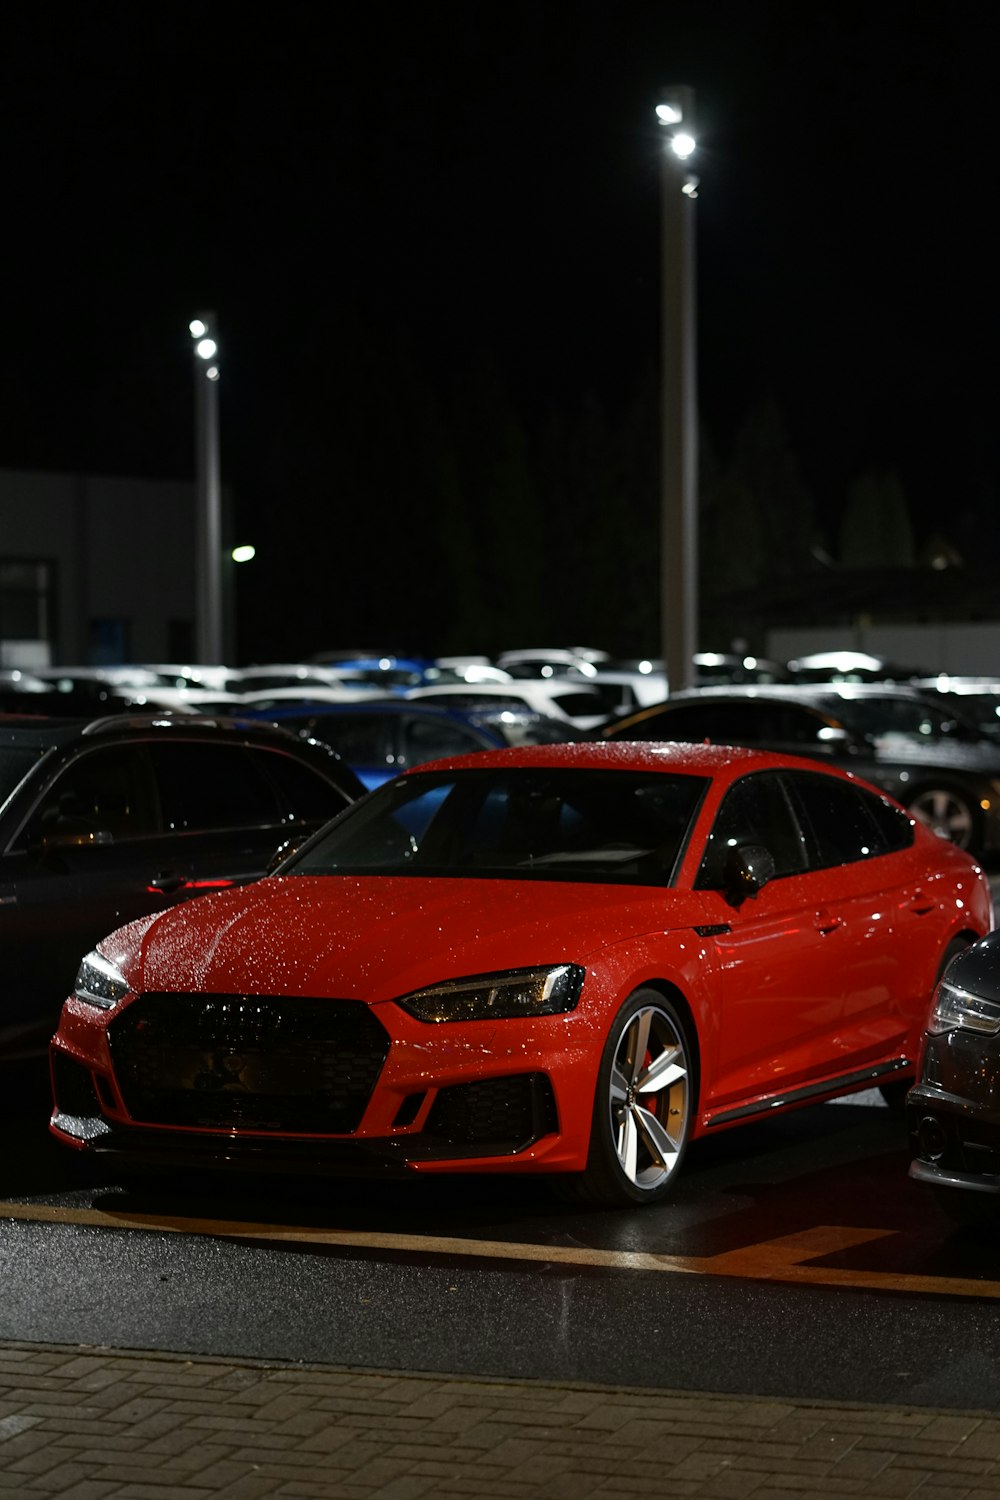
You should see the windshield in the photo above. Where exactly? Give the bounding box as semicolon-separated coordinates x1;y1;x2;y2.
287;767;708;885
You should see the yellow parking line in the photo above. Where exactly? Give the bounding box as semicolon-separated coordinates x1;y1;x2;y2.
4;1202;999;1299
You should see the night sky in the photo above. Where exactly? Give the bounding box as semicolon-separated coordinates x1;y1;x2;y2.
2;2;995;655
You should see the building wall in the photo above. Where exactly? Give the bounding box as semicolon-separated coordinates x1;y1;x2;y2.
767;622;1000;677
0;468;199;666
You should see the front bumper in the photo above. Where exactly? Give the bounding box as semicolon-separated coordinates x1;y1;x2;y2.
49;986;599;1179
907;1028;1000;1194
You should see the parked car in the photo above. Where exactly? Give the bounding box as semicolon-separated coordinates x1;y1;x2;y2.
239;699;574;789
0;669;54;713
603;683;1000;855
407;680;609;732
785;650;923;683
494;647;604;678
226;664;351;695
907;931;1000;1221
0;713;363;1060
49;740;991;1205
308;651;434;690
914;677;1000;746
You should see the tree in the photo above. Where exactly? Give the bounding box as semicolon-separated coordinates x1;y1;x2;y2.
731;397;820;579
839;468;915;567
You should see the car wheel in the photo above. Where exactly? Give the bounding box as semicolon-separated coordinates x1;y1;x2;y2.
578;989;695;1208
905;784;980;850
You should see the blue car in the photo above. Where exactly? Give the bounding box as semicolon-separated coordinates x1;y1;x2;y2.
237;699;576;790
306;652;435;692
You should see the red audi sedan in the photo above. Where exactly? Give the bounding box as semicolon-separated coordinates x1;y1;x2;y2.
49;741;993;1207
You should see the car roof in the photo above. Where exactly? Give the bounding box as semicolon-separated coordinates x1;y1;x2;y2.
245;699;488;721
0;709;358;755
399;737;828;778
0;710;368;800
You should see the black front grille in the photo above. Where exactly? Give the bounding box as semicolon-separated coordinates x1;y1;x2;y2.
425;1072;557;1149
108;993;389;1133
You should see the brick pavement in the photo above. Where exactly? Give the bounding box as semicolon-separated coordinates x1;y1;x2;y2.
2;1340;1000;1499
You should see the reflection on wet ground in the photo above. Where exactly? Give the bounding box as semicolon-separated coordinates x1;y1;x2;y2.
3;1055;997;1294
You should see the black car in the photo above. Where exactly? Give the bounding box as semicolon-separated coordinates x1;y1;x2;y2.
907;931;1000;1220
0;713;363;1059
603;683;1000;856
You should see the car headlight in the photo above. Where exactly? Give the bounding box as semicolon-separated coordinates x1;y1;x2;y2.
73;951;131;1010
398;963;585;1023
928;978;1000;1036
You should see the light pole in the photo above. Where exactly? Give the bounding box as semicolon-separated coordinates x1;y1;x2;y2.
657;89;699;693
190;313;223;663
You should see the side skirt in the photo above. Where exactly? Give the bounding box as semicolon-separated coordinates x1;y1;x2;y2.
704;1057;911;1130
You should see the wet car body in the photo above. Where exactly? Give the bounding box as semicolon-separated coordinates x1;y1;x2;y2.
50;741;992;1206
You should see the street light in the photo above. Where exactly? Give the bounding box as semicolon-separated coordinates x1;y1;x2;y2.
189;312;223;663
657;87;699;693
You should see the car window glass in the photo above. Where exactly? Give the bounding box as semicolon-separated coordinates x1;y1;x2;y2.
548;691;602;716
695;771;807;887
857;784;914;852
770;703;842;744
401;716;487;765
785;771;888;866
611;703;719;741
248;747;350;820
305;715;387;763
291;769;708;885
17;745;160;845
148;742;281;831
0;745;45;806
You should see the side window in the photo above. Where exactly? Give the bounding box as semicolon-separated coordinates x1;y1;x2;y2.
549;691;601;717
148;742;282;832
614;703;732;742
769;704;839;746
309;714;386;765
785;771;894;867
695;772;807;888
401;716;487;767
856;783;914;853
17;745;159;845
248;748;353;821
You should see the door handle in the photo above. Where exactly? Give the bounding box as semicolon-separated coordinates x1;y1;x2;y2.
148;870;185;894
906;891;936;916
814;909;845;935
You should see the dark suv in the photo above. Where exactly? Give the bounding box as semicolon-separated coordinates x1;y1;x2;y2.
0;714;364;1058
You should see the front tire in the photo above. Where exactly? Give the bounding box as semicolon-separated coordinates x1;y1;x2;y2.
578;989;695;1208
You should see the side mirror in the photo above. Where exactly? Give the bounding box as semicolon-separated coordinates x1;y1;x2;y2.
724;842;775;898
265;835;306;875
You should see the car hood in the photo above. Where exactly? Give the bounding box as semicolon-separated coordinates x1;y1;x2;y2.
102;874;705;1002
